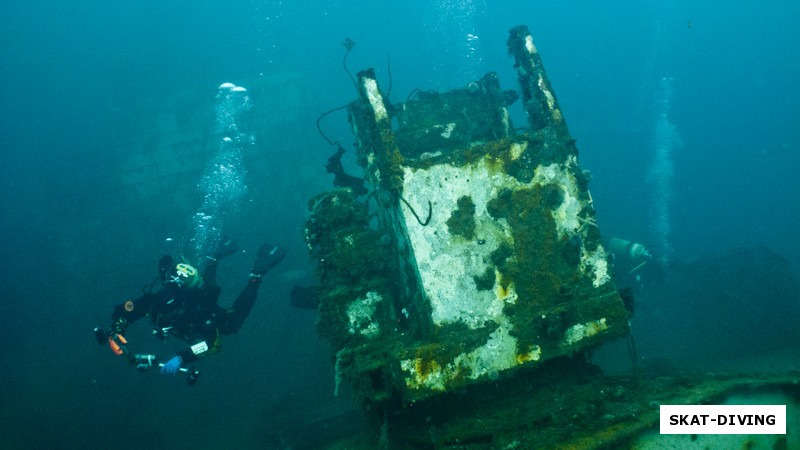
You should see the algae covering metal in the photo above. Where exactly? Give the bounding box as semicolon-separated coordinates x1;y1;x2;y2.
305;25;629;404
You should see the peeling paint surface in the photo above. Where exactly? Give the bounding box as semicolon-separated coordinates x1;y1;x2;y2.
401;319;537;391
363;78;388;121
402;159;515;328
563;318;608;345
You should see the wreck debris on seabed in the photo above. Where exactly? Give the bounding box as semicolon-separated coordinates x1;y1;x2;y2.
300;25;800;449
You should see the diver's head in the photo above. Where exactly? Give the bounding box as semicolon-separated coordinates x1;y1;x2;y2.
608;238;652;263
170;262;203;288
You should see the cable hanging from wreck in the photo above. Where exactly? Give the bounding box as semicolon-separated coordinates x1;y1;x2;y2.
316;38;358;147
400;197;432;226
342;38;356;90
316;103;349;147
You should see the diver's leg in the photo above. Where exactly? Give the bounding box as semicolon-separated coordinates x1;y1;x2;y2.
220;280;260;334
204;258;219;286
220;243;286;335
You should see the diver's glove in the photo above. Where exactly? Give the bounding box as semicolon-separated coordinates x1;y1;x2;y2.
160;355;182;376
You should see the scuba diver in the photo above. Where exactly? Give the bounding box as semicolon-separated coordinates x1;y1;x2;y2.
103;239;286;376
606;237;664;294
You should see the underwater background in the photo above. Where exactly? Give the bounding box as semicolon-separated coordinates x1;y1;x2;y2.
1;0;799;448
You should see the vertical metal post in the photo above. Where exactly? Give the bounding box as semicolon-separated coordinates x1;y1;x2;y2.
349;69;433;338
508;25;565;132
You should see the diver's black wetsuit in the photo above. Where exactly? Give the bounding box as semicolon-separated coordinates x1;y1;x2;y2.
110;260;261;364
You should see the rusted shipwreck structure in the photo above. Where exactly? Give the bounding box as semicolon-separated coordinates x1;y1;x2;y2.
306;25;628;404
299;25;799;449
